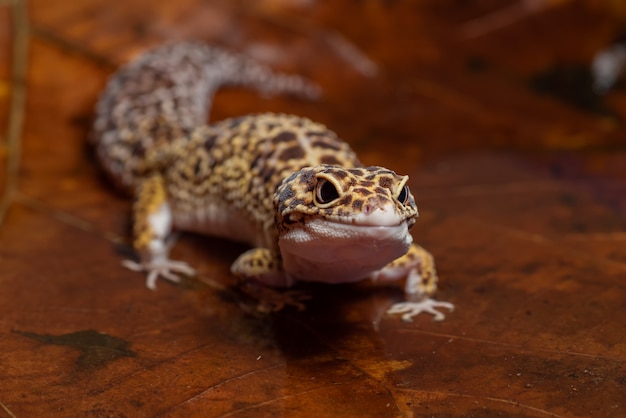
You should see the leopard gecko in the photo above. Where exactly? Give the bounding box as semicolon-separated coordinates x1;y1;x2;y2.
92;42;454;321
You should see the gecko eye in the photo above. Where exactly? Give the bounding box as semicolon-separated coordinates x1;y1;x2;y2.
397;185;410;205
314;178;340;206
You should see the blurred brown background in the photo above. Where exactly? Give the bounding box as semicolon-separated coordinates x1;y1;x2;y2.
1;1;625;416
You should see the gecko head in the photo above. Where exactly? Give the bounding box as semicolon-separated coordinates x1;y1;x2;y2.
273;165;420;283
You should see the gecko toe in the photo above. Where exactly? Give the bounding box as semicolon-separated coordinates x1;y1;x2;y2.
387;298;455;322
122;258;195;289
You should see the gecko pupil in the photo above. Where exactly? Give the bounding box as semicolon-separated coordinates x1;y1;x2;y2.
398;185;409;205
317;179;340;204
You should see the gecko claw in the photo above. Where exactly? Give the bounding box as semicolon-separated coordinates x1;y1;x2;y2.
122;259;195;290
387;298;455;322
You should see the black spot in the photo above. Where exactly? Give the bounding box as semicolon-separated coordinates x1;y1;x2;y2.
278;186;296;211
179;167;190;181
340;195;353;205
250;154;261;170
333;170;348;179
321;155;341;165
260;166;276;183
352;200;364;210
298;170;316;190
203;134;218;150
208;156;217;170
354;188;373;196
378;177;393;188
284;172;299;184
131;142;145;156
279;145;306;161
311;139;340;150
145;120;158;136
348;168;364;176
306;131;327;137
375;187;387;195
271;131;296;144
228;117;244;129
290;198;305;209
193;159;202;177
360;180;375;187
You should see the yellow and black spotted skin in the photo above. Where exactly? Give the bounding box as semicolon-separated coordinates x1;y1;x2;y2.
93;42;453;321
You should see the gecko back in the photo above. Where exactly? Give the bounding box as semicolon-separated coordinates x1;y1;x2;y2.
92;42;319;193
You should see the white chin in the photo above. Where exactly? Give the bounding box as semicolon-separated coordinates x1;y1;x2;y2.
278;218;413;284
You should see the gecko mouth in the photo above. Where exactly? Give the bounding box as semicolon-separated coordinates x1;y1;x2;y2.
278;218;414;283
308;217;409;240
279;217;413;261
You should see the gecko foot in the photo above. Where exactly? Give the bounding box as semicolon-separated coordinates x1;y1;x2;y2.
387;298;454;322
122;258;196;290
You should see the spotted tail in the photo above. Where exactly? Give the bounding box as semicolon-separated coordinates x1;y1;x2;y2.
92;42;319;192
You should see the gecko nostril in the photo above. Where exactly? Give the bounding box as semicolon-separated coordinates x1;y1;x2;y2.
364;203;386;216
364;197;384;215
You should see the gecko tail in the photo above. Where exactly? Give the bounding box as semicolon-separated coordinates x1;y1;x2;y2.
197;43;321;100
92;41;319;193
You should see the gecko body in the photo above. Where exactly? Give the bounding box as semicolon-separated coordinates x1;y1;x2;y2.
93;42;453;321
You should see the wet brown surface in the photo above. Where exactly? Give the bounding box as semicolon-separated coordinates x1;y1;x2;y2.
1;0;626;416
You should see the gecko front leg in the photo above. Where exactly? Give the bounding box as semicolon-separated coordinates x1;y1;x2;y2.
123;173;195;289
230;248;289;287
372;244;454;322
231;248;310;312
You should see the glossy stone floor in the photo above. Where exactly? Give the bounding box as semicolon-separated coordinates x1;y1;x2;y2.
1;0;625;416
